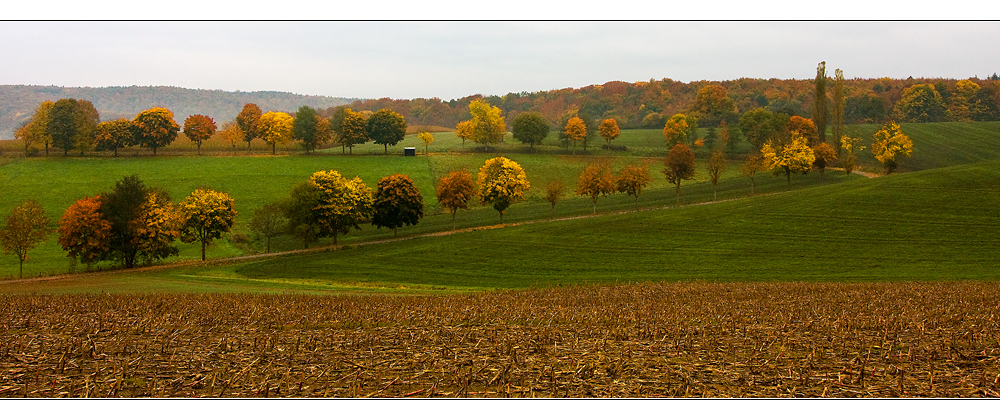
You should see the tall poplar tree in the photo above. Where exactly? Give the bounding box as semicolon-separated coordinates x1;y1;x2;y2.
813;61;828;144
831;68;846;147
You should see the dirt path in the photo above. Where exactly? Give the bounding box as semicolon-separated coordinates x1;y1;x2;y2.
0;178;847;286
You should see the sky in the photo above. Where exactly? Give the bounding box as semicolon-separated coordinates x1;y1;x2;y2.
2;20;1000;101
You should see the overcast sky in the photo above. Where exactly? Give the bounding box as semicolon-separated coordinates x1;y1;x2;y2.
2;21;999;101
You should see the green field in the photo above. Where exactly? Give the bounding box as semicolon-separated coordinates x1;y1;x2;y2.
2;122;999;287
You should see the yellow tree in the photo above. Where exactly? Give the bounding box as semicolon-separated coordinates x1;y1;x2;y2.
950;80;982;121
455;120;474;149
576;161;615;214
19;101;54;155
563;117;587;155
93;118;135;157
133;107;180;156
662;113;691;145
218;121;245;155
761;135;816;187
309;170;374;245
179;189;237;261
616;163;652;210
871;121;912;174
469;100;506;150
258;111;294;155
132;190;182;267
598;118;621;148
663;143;696;204
57;195;112;271
478;157;530;223
436;170;476;229
418;132;434;154
839;135;865;175
706;150;727;201
544;180;566;216
1;201;52;279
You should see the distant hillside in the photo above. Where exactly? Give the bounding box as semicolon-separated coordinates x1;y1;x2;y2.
0;85;355;138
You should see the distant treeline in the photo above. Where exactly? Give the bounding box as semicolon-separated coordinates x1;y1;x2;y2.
327;74;1000;130
0;85;353;138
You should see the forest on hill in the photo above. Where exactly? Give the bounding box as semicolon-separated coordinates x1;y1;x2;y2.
0;85;354;138
327;74;1000;130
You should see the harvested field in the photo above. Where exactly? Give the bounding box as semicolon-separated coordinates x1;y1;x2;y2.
1;281;999;398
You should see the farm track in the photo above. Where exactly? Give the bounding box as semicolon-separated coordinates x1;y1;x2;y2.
0;190;786;286
1;281;998;398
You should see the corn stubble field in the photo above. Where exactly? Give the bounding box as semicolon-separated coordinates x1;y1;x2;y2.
2;281;998;398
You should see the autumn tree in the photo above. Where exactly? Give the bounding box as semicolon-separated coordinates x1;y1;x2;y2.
948;80;981;121
544;180;565;216
179;189;237;261
293;106;322;153
133;107;180;155
786;116;819;146
894;84;947;122
368;108;407;154
418;132;434;154
871;121;912;174
598;118;621;148
663;143;696;204
616;163;652;210
741;153;767;196
576;161;615;214
436;170;475;229
478;157;530;223
813;61;828;144
469;100;506;151
93;118;135;157
338;109;369;154
738;108;787;150
761;135;816;187
283;182;321;249
707;150;727;201
512;112;549;151
455;120;474;149
372;174;424;237
218;121;244;155
248;203;287;253
73;100;100;155
183;114;217;155
309;170;375;244
563;117;587;154
691;84;736;126
57;195;111;271
831;68;846;146
840;135;865;175
812;142;838;179
236;103;262;151
47;98;81;156
662;113;692;145
257;111;294;155
1;201;51;279
100;175;179;268
22;101;53;156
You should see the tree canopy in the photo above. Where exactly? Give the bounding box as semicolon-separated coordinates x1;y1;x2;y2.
183;114;217;155
576;161;615;214
436;170;475;229
871;121;912;174
308;170;374;244
469;100;506;149
179;188;237;261
663;142;696;204
372;174;424;236
512;112;550;150
133;107;180;155
258;111;294;155
367;108;408;154
1;200;52;279
478;157;529;223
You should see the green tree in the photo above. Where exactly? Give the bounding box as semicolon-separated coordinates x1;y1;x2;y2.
283;182;320;249
576;161;615;214
47;98;81;156
236;103;262;151
707;150;727;201
831;68;846;146
99;175;179;268
478;156;530;223
436;170;476;229
367;109;408;154
93;118;135;157
309;170;374;245
894;84;948;122
258;111;294;155
1;200;52;279
813;61;828;144
372;174;424;237
512;112;550;151
74;100;100;155
663;143;696;204
738;108;787;150
133;107;180;155
248;202;287;253
469;99;506;151
293;106;319;153
179;188;237;261
183;114;217;155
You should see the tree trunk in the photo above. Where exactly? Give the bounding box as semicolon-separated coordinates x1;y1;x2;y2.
452;211;457;230
19;259;23;279
785;169;791;188
266;236;271;253
201;240;206;261
272;143;276;155
499;211;504;224
393;226;398;237
675;182;681;205
713;184;717;201
333;232;338;245
750;178;756;196
385;144;388;154
634;195;639;211
197;143;201;156
592;198;597;215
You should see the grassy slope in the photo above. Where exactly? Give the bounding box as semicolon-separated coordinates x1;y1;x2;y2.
5;158;998;294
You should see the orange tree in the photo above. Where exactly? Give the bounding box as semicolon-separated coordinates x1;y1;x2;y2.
544;180;566;215
436;170;475;229
236;103;262;151
598;118;621;148
576;161;615;214
179;189;237;261
183;114;217;155
786;115;819;146
478;157;530;223
57;195;112;271
93;118;134;157
741;153;767;196
812;142;838;179
662;113;693;146
1;201;52;279
99;175;180;268
133;107;180;155
706;150;727;201
563;117;587;154
663;143;696;204
616;163;651;210
372;174;424;237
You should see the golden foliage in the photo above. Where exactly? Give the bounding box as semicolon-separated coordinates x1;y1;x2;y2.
662;113;690;145
598;118;620;145
57;195;111;266
436;171;476;228
871;121;912;174
469;100;506;146
762;135;815;185
258;111;294;153
1;200;52;278
615;163;651;209
309;170;374;243
179;189;237;260
576;162;615;213
839;135;865;175
477;157;529;222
